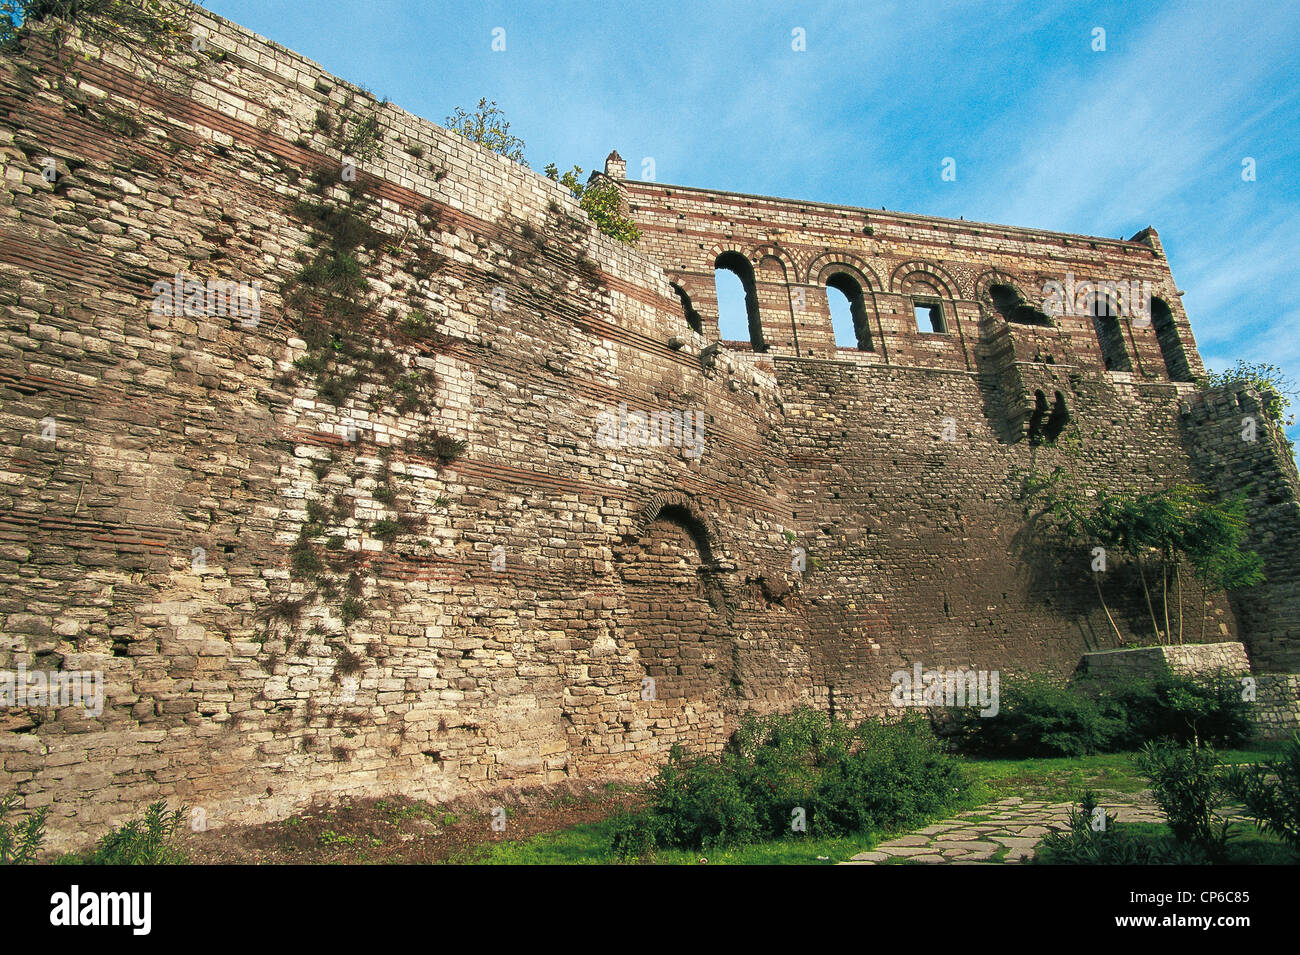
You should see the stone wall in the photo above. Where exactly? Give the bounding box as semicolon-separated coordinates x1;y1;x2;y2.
1079;641;1252;680
1180;385;1300;672
1078;642;1298;739
0;8;1294;849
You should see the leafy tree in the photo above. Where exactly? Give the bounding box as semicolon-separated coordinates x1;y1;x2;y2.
444;98;527;166
1034;480;1262;646
544;162;642;245
1202;360;1297;428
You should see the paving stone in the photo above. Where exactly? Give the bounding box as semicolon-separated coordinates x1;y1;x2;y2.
849;851;890;862
876;845;933;857
882;835;932;847
990;836;1040;849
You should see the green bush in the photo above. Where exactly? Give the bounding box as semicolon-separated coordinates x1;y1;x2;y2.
82;800;189;865
950;674;1122;757
1035;791;1160;865
1133;740;1228;860
609;811;659;861
615;708;968;857
1095;671;1252;748
0;792;48;865
810;717;968;835
1035;791;1224;865
1224;732;1300;851
949;671;1253;758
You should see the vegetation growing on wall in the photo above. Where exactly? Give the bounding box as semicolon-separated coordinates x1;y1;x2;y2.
1202;359;1298;429
269;91;467;689
0;0;190;52
442;98;640;244
444;98;527;166
544;163;642;246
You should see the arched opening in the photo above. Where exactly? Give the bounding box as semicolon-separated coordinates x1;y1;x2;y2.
714;252;766;351
1151;297;1192;382
670;283;703;334
1090;291;1130;371
990;283;1053;326
826;272;873;351
615;504;728;708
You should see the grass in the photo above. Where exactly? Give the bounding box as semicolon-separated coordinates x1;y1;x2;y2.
1035;819;1296;865
463;816;875;866
961;743;1285;803
457;742;1288;865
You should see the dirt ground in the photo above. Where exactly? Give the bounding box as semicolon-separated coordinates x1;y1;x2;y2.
177;778;643;864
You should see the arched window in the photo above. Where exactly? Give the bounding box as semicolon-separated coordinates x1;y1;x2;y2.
990;283;1052;326
1151;297;1192;382
714;252;766;351
826;272;873;351
670;283;703;334
1090;290;1130;371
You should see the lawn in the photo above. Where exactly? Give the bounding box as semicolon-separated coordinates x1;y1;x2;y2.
462;820;871;865
1034;820;1296;865
461;742;1289;865
962;741;1287;803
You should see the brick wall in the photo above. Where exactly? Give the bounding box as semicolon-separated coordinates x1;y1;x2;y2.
0;9;1294;849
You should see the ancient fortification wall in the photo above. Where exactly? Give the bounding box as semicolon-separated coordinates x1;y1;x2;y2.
0;10;1295;849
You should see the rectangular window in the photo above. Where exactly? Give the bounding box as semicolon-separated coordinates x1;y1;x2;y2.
914;300;945;333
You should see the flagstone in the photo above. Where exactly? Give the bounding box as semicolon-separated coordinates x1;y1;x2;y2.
841;794;1167;866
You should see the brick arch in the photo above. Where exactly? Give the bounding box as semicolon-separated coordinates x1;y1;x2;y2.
631;490;725;568
703;241;761;270
890;260;961;299
975;268;1054;327
806;252;883;291
973;268;1025;305
750;243;798;277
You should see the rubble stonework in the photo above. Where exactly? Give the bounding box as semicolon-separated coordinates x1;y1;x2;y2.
0;11;1295;849
1078;642;1298;739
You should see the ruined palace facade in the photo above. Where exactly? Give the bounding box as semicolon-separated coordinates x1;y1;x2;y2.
1;11;1297;848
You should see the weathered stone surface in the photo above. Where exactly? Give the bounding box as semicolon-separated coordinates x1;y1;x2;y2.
0;9;1295;854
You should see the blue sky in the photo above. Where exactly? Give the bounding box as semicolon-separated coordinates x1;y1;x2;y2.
201;0;1300;443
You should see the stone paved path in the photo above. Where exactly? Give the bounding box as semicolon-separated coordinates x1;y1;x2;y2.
839;796;1166;865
